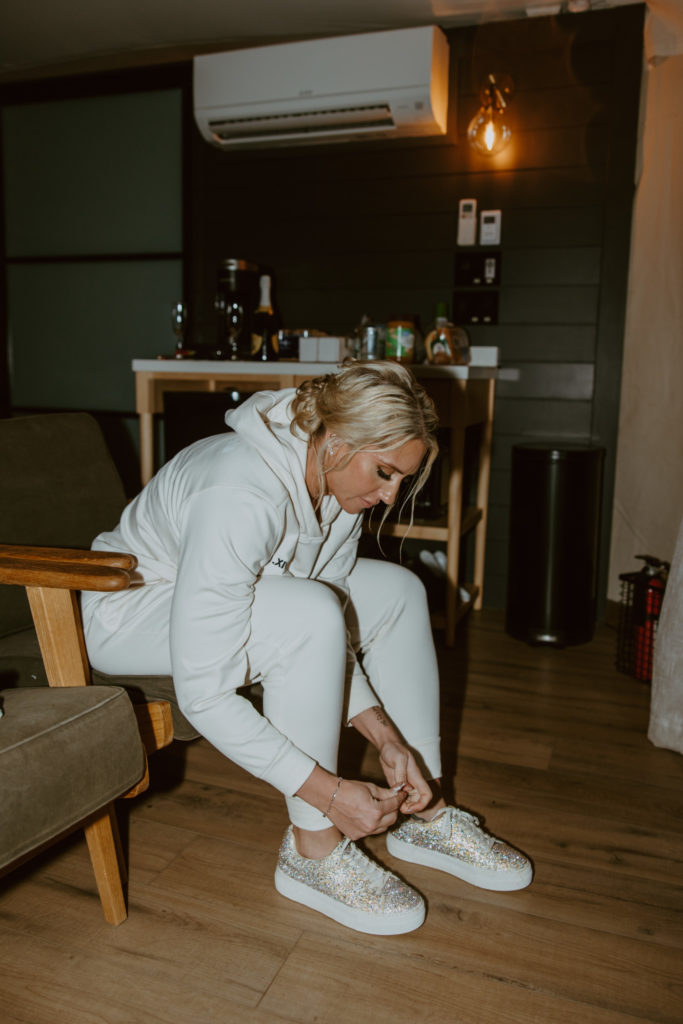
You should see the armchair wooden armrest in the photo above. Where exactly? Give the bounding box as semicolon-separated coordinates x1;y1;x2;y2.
0;542;172;754
0;543;137;567
0;544;138;591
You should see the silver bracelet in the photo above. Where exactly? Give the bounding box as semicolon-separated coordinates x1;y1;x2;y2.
323;776;343;818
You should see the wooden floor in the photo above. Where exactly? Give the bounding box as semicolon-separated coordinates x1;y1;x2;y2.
2;610;682;1024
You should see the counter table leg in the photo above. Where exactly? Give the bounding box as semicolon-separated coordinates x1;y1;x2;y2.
139;412;155;487
445;427;465;646
472;380;495;610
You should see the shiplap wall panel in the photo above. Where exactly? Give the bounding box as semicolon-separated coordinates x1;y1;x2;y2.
501;286;600;324
496;364;594;400
503;248;601;286
472;325;596;362
492;398;593;437
502;206;603;246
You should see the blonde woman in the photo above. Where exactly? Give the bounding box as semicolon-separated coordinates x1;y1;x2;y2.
83;360;531;935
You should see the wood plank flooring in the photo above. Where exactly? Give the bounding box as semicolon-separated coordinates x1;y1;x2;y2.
2;610;682;1023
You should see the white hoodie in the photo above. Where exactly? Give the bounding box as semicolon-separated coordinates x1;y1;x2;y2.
89;389;376;795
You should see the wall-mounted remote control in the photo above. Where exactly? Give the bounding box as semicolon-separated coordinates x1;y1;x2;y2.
480;209;502;245
457;198;477;246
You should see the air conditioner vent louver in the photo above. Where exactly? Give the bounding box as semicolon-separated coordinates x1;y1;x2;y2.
210;104;395;143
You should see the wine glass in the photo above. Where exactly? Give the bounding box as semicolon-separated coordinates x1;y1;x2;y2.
171;302;191;359
214;294;245;360
225;301;244;360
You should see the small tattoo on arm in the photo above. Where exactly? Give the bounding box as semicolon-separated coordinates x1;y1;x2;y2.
373;706;389;727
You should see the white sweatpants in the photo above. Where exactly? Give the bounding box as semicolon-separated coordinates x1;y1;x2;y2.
84;558;442;830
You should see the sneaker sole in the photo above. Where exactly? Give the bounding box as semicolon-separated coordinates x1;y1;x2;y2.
386;833;533;892
274;866;425;935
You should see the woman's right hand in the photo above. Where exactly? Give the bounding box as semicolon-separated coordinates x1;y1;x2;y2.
326;778;406;840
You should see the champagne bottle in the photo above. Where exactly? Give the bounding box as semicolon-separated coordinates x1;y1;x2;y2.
250;275;279;361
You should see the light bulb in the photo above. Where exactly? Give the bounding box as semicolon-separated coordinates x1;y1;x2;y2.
467;73;514;157
467;106;512;156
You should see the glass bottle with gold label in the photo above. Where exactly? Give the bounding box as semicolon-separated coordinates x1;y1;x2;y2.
251;275;279;361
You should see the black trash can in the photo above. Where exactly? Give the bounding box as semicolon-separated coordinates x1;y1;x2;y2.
506;443;605;646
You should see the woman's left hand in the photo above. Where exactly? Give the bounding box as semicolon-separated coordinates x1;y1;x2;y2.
378;740;432;814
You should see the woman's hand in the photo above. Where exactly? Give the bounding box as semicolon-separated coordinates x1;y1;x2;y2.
326;778;407;840
349;705;434;817
378;740;432;815
295;764;406;840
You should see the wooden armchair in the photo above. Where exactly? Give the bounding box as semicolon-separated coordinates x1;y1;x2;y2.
0;543;173;925
0;413;204;922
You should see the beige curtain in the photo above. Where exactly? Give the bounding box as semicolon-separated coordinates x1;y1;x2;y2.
607;0;683;601
614;1;683;754
649;515;683;752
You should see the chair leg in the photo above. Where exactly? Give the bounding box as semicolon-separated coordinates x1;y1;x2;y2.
83;805;128;926
26;585;91;686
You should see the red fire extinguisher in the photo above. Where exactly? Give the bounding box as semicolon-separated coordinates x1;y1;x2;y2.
617;555;670;682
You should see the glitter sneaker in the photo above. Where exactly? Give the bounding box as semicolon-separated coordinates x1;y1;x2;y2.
386;807;532;892
274;826;425;934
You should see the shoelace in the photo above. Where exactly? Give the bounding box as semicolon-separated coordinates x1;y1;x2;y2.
448;807;496;850
340;839;390;893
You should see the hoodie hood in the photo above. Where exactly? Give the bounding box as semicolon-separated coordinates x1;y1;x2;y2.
225;389;324;538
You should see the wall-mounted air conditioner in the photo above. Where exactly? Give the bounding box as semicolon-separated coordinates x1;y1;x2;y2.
193;25;450;150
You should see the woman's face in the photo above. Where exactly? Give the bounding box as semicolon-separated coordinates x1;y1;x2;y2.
324;436;427;515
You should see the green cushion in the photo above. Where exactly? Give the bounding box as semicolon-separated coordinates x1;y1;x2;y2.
0;629;198;742
0;685;145;868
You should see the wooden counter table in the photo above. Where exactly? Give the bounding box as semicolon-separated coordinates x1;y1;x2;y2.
132;352;498;644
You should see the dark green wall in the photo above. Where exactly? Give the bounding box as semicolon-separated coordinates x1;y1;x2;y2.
0;66;188;496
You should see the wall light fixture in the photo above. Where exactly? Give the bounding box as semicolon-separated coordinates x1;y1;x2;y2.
467;73;515;156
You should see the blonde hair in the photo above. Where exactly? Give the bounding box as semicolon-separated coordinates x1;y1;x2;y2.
291;360;439;528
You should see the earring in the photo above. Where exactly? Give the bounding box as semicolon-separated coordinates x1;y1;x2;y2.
327;433;337;458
